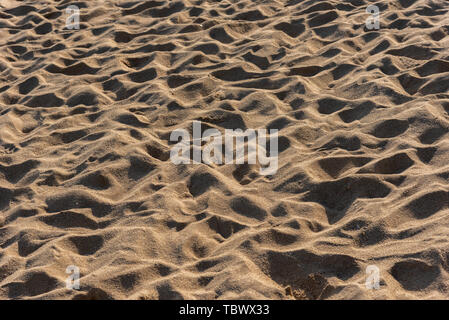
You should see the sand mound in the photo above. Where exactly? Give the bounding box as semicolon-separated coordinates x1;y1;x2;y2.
0;0;448;299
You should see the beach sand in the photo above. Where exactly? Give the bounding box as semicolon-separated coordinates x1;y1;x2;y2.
0;0;448;299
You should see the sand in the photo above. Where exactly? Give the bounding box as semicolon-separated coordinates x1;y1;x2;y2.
0;0;448;300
